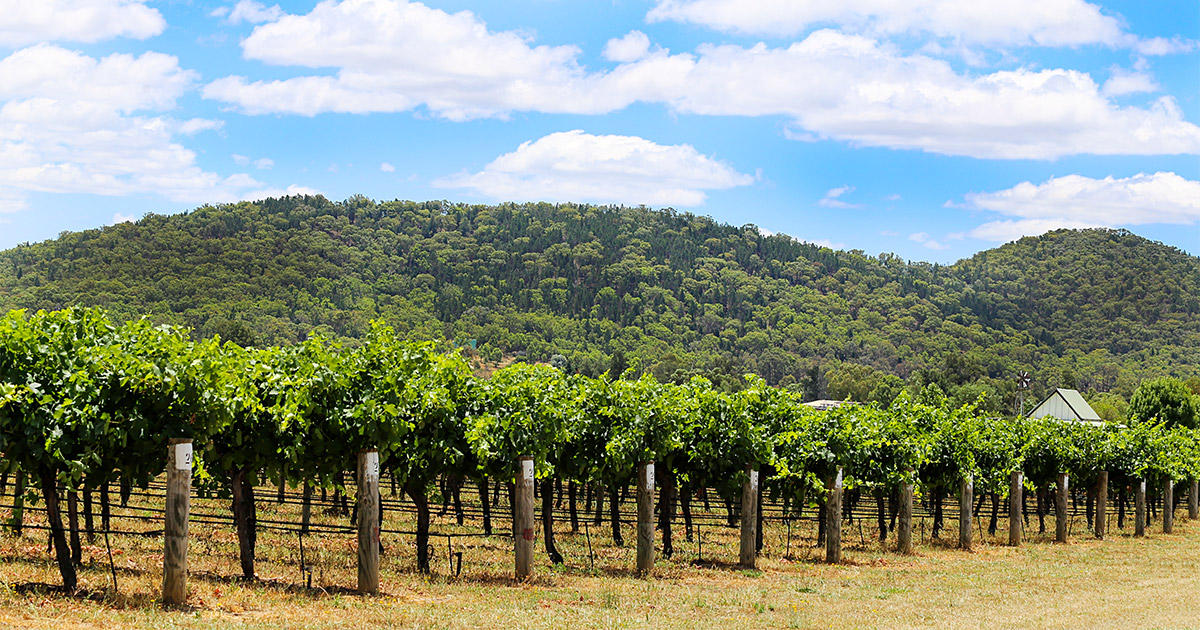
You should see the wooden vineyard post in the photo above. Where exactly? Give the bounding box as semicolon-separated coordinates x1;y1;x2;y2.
1135;478;1146;537
1163;479;1174;534
1190;479;1199;520
897;473;914;554
1095;471;1108;539
1009;471;1023;547
163;439;192;606
515;457;535;579
1055;472;1069;543
959;474;973;551
357;449;380;595
826;467;843;564
739;465;758;569
637;461;655;576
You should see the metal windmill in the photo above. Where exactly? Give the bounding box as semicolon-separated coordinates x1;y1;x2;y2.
1016;371;1032;416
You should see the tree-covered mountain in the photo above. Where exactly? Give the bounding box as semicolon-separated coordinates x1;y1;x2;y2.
0;195;1196;414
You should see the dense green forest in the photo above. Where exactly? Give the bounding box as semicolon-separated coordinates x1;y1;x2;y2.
0;195;1196;415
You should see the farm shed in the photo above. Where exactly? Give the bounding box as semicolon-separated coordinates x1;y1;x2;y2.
802;400;859;411
1029;388;1103;426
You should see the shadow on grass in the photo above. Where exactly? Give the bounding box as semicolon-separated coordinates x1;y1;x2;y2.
189;570;360;598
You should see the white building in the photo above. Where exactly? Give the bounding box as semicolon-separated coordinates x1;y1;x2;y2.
1028;388;1103;426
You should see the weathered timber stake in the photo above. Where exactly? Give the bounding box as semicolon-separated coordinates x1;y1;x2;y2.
826;467;843;564
636;461;655;576
163;439;192;606
356;449;380;595
739;465;759;569
1163;478;1174;534
1190;479;1199;520
1095;471;1108;539
1009;471;1023;547
897;476;913;554
1055;472;1069;543
1135;478;1146;537
959;474;973;551
515;456;535;579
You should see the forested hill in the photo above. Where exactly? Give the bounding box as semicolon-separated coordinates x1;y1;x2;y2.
0;195;1196;412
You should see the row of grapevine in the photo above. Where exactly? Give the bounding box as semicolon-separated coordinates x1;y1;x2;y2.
2;307;1198;592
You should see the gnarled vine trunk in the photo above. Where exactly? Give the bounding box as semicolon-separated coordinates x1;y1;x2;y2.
406;481;431;573
230;466;258;580
541;477;564;564
659;467;676;558
478;477;492;536
609;482;624;546
39;469;76;591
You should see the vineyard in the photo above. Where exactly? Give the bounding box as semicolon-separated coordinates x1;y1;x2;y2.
1;307;1199;606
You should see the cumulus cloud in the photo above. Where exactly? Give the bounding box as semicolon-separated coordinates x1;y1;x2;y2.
909;231;949;250
205;8;1200;160
379;162;395;172
960;172;1200;241
0;0;165;47
966;218;1104;242
212;0;286;25
817;185;861;208
802;238;846;250
1102;66;1159;97
606;32;1200;159
604;31;652;62
111;212;135;224
205;0;601;121
0;45;305;211
966;172;1200;225
432;130;753;206
645;0;1126;47
1135;36;1198;56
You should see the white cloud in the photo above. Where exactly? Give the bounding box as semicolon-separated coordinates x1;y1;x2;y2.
883;193;901;201
604;31;652;63
802;238;846;250
253;157;274;170
432;130;753;206
232;154;250;165
0;45;305;209
380;162;395;172
964;172;1200;227
818;185;861;208
214;0;285;25
0;190;27;213
111;212;135;224
967;218;1102;242
0;0;165;46
203;4;1200;159
205;0;599;121
605;32;1200;159
908;231;949;250
179;118;224;135
238;184;321;201
1135;36;1197;56
1102;66;1159;97
645;0;1126;47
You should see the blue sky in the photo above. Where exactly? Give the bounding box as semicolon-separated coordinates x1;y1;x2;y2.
0;0;1197;263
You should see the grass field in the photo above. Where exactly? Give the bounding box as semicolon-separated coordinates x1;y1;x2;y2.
1;482;1198;629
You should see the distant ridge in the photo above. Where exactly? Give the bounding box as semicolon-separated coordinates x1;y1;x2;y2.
1;195;1195;410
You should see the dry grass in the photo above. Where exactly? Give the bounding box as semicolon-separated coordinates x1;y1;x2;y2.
2;486;1199;629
